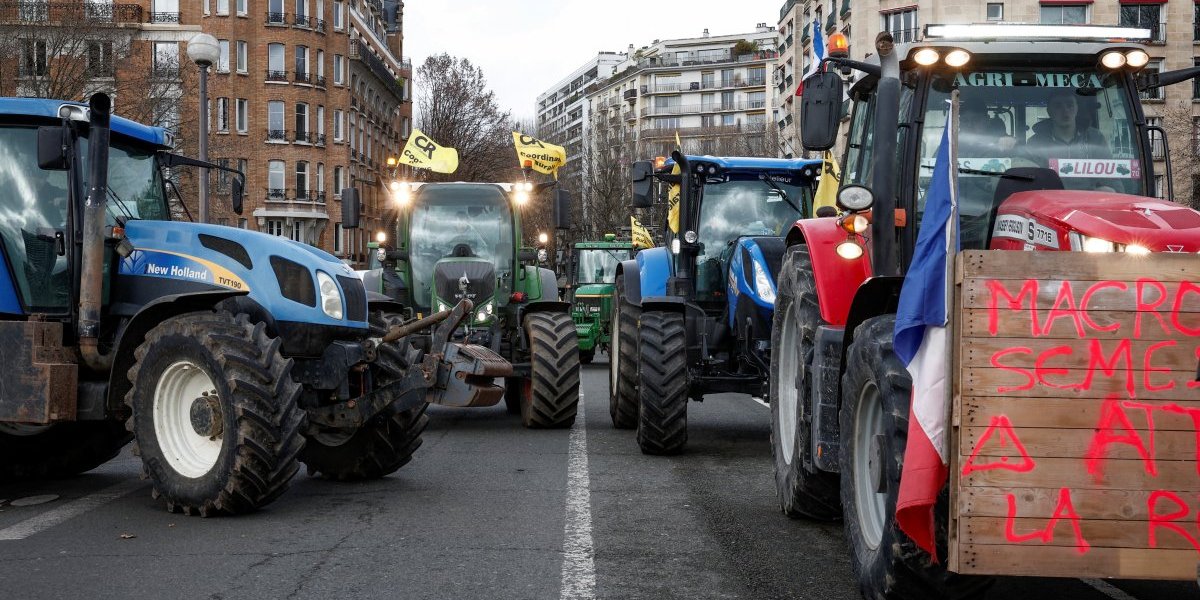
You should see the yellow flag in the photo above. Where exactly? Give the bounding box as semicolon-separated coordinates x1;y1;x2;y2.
814;150;841;215
512;132;567;177
399;128;459;174
666;161;682;233
631;216;654;249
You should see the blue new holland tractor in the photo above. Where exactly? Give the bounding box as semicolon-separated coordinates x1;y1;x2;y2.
0;94;509;515
609;155;821;454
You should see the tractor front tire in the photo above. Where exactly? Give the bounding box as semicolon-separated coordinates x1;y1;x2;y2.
636;310;688;455
126;311;305;516
608;278;640;429
0;422;130;482
300;311;430;481
520;312;580;429
840;315;992;600
769;247;841;520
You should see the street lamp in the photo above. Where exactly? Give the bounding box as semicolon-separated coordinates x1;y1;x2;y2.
187;33;220;224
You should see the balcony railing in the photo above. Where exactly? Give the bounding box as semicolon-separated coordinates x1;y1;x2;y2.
826;11;837;34
265;11;287;25
0;1;144;23
314;18;325;32
267;188;287;200
887;28;919;44
267;129;287;141
315;75;326;87
294;71;312;84
148;11;177;23
292;13;311;28
348;39;405;101
316;191;327;203
266;69;288;82
640;122;766;138
294;131;312;144
315;133;326;146
641;100;768;116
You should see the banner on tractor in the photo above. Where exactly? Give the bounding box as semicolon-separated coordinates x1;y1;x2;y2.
667;132;683;233
814;151;841;214
631;216;654;248
512;132;567;177
400;129;459;174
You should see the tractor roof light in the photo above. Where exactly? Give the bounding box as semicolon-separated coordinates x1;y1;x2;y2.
827;32;849;58
654;156;667;169
1125;49;1150;69
1100;51;1127;70
375;231;387;243
944;49;971;68
912;48;940;66
537;232;549;245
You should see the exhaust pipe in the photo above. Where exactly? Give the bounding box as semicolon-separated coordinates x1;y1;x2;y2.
78;93;113;372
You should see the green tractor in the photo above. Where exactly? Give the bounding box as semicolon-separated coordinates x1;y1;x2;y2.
360;181;580;428
566;235;635;365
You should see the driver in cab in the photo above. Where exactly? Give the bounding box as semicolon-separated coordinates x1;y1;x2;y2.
445;211;489;256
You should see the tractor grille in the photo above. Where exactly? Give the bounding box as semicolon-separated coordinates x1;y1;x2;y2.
573;296;602;319
337;275;367;322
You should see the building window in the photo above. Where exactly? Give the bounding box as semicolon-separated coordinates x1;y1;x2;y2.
216;0;228;15
268;101;285;140
316;105;325;141
1040;4;1087;25
268;161;285;198
296;161;309;196
153;42;179;79
986;3;1003;22
295;103;309;140
1154;174;1164;199
216;158;230;190
268;0;284;22
265;219;283;236
333;110;344;140
334;166;344;192
236;98;248;133
1194;58;1200;99
238;218;248;229
217;39;229;73
317;50;325;83
881;8;918;44
333;223;343;253
291;223;304;243
333;54;343;84
237;0;247;15
215;97;229;132
316;163;325;198
1147;116;1165;159
1140;60;1163;100
236;41;247;73
296;45;309;79
87;41;113;78
1120;4;1164;43
267;43;285;79
333;1;343;29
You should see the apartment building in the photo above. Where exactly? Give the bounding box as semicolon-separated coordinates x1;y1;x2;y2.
0;0;413;261
585;26;780;161
535;52;625;198
777;0;1200;204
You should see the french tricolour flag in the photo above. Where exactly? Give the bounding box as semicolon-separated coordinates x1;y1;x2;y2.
794;20;824;96
893;122;959;556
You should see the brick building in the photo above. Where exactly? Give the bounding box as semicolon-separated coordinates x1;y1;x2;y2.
0;0;413;261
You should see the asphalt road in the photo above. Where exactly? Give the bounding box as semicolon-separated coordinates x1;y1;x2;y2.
0;357;1196;599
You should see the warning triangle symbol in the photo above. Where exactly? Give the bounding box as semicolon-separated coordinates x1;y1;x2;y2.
961;414;1037;477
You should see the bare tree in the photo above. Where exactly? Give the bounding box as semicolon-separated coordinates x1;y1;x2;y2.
416;54;513;183
1156;100;1200;209
582;108;636;241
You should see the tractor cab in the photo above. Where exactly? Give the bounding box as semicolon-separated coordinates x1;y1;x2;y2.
569;235;636;363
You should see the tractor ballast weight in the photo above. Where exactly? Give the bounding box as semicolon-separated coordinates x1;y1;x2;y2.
769;24;1200;598
0;95;507;514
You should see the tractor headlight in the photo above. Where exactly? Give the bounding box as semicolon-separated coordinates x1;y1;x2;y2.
316;271;344;319
753;260;775;305
1070;232;1151;254
475;300;495;322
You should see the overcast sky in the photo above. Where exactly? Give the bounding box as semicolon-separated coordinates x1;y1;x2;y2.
403;0;784;121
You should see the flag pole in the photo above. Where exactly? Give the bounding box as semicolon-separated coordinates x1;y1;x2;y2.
942;89;961;462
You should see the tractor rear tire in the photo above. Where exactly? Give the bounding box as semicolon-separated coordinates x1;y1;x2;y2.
126;311;305;516
769;247;841;520
520;312;580;429
840;315;992;600
0;422;131;482
579;349;595;364
608;278;640;429
503;378;523;414
636;310;688;455
300;311;430;480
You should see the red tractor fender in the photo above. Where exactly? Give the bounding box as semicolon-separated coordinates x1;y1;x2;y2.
783;218;872;327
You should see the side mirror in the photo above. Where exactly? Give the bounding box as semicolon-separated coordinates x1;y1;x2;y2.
341;187;360;229
518;248;537;263
800;70;844;151
553;188;573;230
631;160;654;209
231;176;244;215
38;126;68;170
385;248;409;262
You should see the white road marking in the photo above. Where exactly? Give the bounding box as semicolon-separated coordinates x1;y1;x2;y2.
559;392;595;600
1079;579;1142;600
751;396;769;408
0;479;145;541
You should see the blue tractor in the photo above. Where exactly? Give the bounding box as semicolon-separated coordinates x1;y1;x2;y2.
0;94;509;515
609;155;821;454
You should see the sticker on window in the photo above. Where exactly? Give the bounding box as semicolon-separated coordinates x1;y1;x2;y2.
1048;158;1140;179
919;157;1011;176
953;72;1107;88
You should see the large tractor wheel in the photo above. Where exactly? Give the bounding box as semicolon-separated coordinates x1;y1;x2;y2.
126;311;305;516
300;311;429;480
608;278;640;429
636;310;688;455
840;315;992;600
769;247;841;520
0;422;130;482
520;312;580;429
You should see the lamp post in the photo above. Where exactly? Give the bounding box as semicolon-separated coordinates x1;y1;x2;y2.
187;33;220;224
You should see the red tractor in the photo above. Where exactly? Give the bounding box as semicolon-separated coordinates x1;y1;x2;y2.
770;24;1200;598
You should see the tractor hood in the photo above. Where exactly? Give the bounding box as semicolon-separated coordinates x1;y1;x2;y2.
432;257;496;308
119;220;367;328
1000;190;1200;253
573;283;615;297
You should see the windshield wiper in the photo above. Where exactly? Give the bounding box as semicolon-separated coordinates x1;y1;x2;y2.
757;173;805;216
921;165;1035;181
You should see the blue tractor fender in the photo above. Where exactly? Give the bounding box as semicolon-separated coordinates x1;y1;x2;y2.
635;246;672;302
615;259;642;306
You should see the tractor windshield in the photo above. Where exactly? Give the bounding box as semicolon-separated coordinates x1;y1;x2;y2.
408;185;514;310
575;248;630;285
916;67;1144;248
695;176;809;296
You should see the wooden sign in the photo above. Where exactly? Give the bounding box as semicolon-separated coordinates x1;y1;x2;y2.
949;250;1200;581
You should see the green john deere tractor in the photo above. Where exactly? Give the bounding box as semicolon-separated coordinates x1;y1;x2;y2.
360;181;580;428
567;235;635;364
